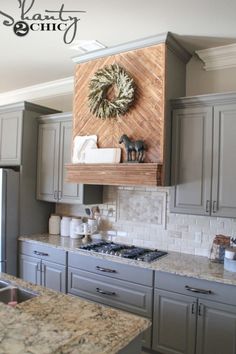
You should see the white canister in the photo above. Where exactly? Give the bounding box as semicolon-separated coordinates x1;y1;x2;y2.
49;215;61;235
70;218;82;238
60;216;71;237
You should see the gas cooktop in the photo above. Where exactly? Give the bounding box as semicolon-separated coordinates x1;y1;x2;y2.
78;241;168;263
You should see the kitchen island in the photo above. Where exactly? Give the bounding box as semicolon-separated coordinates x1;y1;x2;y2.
0;273;150;354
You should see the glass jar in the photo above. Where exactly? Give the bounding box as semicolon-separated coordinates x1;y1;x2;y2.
49;215;61;235
70;218;82;238
60;216;71;237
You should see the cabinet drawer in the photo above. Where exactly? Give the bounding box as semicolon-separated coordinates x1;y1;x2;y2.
68;267;153;318
155;271;236;306
68;252;153;286
19;241;66;265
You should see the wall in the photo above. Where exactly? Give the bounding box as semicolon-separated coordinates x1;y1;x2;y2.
31;93;73;112
56;185;236;257
186;55;236;95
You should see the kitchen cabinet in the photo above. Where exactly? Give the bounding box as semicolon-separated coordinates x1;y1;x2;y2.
0;111;22;165
19;241;67;293
67;252;153;349
37;112;103;204
0;102;60;244
153;271;236;354
0;102;58;166
171;93;236;217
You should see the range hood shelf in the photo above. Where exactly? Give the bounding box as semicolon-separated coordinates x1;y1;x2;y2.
66;163;162;186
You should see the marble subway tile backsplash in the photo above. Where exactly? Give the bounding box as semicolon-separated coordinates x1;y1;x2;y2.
56;186;236;257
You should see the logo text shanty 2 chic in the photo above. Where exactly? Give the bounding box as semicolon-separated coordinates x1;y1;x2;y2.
0;0;86;44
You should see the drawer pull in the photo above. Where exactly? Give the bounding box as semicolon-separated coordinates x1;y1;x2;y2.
96;266;117;273
96;287;116;296
34;251;49;257
185;285;212;295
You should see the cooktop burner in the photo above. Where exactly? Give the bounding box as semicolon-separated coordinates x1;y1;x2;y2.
79;241;167;263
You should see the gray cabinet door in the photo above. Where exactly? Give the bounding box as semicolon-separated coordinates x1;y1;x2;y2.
152;289;196;354
0;111;23;165
211;104;236;217
196;300;236;354
19;254;41;285
58;120;83;203
37;122;60;202
170;107;213;215
41;260;66;293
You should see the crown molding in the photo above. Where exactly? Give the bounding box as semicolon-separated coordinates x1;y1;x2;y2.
171;91;236;108
72;32;191;65
196;43;236;71
0;76;74;106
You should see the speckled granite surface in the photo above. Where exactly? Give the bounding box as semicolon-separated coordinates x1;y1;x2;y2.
0;273;150;354
19;234;236;286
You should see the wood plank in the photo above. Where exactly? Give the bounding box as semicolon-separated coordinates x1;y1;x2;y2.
66;163;162;186
73;44;166;164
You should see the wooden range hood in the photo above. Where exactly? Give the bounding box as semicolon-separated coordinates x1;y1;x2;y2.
66;33;191;186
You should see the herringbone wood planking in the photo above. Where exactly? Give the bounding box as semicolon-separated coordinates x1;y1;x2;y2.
73;43;166;163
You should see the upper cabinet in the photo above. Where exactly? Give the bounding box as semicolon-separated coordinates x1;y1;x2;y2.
0;102;57;166
0;111;22;165
37;112;103;204
171;93;236;218
66;33;191;186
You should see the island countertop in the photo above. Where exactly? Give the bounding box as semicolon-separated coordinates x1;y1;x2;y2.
0;273;150;354
19;234;236;287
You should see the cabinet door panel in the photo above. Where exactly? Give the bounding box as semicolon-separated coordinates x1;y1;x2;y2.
58;121;82;203
196;300;236;354
42;260;66;293
37;123;60;201
68;267;152;318
0;112;23;165
212;105;236;217
19;254;40;285
170;107;212;215
152;289;196;354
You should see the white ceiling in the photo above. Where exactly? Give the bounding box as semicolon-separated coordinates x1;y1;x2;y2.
1;0;236;93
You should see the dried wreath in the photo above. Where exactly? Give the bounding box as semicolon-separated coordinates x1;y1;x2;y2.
88;64;135;119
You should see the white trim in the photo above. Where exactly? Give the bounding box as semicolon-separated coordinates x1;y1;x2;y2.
196;44;236;71
0;77;74;106
72;32;191;64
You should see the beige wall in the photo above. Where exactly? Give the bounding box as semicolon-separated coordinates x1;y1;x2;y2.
186;55;236;96
32;93;73;112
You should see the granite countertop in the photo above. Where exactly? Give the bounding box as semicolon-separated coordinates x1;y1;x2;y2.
0;273;150;354
19;234;236;286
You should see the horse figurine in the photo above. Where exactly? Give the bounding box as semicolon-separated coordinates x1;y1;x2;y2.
119;134;146;163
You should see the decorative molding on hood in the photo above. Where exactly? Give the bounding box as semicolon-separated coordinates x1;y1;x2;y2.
196;43;236;71
72;32;191;65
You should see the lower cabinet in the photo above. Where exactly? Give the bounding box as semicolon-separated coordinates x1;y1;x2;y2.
67;252;153;349
19;241;67;293
153;272;236;354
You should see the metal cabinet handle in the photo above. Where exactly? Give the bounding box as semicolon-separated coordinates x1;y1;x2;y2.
34;251;49;257
96;266;117;273
206;200;210;213
41;264;46;274
191;302;196;315
54;191;58;200
212;200;217;213
198;303;204;316
36;262;41;272
185;285;212;295
96;288;116;296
